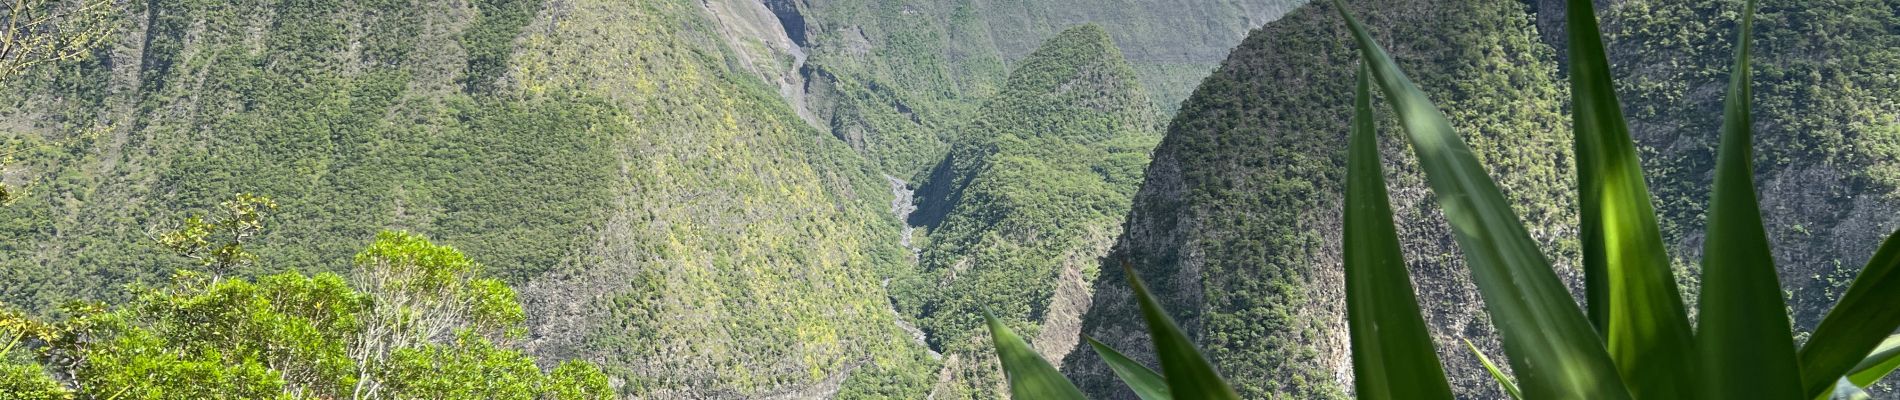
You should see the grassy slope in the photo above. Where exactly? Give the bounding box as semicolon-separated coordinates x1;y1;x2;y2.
1065;1;1574;398
0;0;935;397
897;25;1160;399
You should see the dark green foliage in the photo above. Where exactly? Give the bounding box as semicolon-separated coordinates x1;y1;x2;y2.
1342;64;1454;400
1696;1;1807;397
460;0;538;93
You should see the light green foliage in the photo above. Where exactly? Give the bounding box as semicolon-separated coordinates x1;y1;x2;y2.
156;194;279;278
0;230;608;400
0;363;69;400
1464;339;1522;400
379;332;611;399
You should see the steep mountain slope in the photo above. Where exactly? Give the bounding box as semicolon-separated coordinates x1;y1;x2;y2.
778;0;1308;177
0;0;934;397
1065;0;1575;398
1071;0;1900;398
895;25;1160;399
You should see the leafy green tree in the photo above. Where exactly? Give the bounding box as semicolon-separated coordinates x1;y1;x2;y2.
154;194;279;279
1;208;609;399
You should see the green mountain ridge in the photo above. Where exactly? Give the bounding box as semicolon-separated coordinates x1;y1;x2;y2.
896;24;1160;399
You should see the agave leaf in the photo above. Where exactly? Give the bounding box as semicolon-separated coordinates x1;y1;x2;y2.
1087;336;1171;400
1800;230;1900;397
1830;378;1872;400
1330;1;1630;398
985;312;1086;400
1465;338;1524;400
1121;261;1241;399
1845;335;1900;389
1694;1;1806;398
1562;0;1699;396
1343;62;1456;400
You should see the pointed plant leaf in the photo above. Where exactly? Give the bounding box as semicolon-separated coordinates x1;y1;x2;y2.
1562;0;1698;396
1800;229;1900;397
1344;62;1455;400
985;312;1086;400
1694;1;1806;399
1330;1;1630;398
1846;334;1900;389
1121;261;1241;399
1464;338;1524;400
1830;378;1872;400
1087;336;1171;400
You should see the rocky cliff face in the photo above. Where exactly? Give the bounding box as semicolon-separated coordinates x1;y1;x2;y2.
1073;0;1900;398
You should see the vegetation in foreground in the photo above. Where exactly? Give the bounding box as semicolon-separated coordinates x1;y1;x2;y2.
992;0;1900;398
0;195;612;399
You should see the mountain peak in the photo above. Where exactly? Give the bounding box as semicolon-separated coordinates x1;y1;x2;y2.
981;24;1154;141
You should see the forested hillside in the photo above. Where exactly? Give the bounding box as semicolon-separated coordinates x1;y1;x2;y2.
895;25;1159;399
1072;0;1900;398
0;0;934;397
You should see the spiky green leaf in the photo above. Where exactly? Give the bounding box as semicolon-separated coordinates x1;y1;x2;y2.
1562;0;1698;396
1121;262;1241;399
1830;379;1872;400
1343;62;1455;400
985;312;1086;400
1465;338;1524;400
1846;335;1900;388
1694;1;1805;398
1087;336;1171;400
1330;1;1630;398
1800;229;1900;397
